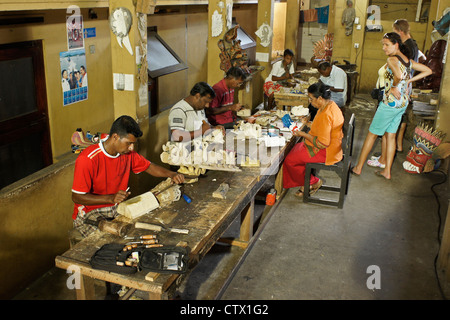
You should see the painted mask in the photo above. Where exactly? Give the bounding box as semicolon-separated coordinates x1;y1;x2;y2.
403;123;445;174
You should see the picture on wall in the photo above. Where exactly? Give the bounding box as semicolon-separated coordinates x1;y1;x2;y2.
60;49;88;106
67;14;84;50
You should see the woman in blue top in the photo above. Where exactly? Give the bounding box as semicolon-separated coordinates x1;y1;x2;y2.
351;33;431;180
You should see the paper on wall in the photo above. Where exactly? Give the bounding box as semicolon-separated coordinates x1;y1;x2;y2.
113;73;134;91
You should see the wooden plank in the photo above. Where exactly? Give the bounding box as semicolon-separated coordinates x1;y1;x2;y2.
438;202;450;272
0;0;109;11
77;274;95;300
240;198;254;242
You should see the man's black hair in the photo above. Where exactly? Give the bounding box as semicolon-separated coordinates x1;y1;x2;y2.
225;67;247;81
109;115;143;138
190;82;216;99
284;49;294;57
317;61;331;71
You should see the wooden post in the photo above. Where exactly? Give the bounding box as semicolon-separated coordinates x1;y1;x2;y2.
350;0;369;92
109;0;149;121
255;0;275;82
285;0;300;58
438;201;450;279
207;0;229;86
76;274;96;300
435;35;449;137
240;198;255;242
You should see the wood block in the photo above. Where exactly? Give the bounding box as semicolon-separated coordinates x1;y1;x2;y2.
213;183;230;199
117;191;159;219
176;241;188;247
145;272;159;282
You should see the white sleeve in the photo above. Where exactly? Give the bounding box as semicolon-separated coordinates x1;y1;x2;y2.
333;70;347;90
169;108;187;130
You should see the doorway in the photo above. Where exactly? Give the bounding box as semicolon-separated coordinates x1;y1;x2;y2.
0;40;52;190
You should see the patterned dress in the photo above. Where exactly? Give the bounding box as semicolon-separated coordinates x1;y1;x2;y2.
377;56;411;109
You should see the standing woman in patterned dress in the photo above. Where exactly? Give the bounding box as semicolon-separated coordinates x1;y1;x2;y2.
351;33;431;179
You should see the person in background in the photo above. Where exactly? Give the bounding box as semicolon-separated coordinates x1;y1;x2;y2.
392;19;419;152
351;33;431;180
169;82;224;142
317;61;347;110
263;49;295;109
206;67;247;129
283;82;344;198
369;19;420;169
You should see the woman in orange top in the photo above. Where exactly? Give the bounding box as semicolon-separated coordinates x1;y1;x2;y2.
283;82;344;197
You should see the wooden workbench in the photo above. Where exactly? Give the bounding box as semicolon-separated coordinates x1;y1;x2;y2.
55;134;300;300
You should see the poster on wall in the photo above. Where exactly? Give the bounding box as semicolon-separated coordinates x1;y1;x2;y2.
60;49;88;106
67;14;84;50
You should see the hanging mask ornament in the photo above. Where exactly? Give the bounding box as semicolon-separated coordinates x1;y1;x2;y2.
402;123;445;174
109;7;133;56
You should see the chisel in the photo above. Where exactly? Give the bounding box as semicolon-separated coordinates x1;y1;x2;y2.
135;222;189;234
125;239;159;246
123;234;157;240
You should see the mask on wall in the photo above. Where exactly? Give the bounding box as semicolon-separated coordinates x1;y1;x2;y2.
403;123;445;174
109;7;133;56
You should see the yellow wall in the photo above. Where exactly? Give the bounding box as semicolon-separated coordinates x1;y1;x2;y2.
0;8;114;161
0;155;76;299
358;21;428;92
330;0;434;93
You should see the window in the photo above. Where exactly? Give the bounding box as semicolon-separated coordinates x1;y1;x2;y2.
146;28;188;116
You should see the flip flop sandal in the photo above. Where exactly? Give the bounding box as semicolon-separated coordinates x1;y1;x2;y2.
367;158;386;168
350;166;360;176
294;190;304;198
309;179;323;196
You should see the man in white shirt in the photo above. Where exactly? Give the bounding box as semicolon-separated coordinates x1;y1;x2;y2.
169;82;224;142
263;49;295;109
317;61;347;108
80;66;88;87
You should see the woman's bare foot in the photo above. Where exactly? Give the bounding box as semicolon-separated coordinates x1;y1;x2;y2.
351;165;361;175
374;170;391;180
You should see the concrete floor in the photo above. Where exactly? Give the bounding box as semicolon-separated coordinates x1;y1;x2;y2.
13;94;450;300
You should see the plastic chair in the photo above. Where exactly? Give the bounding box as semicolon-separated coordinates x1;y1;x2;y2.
303;113;355;209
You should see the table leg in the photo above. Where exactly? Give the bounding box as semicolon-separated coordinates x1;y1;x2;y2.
148;291;163;300
240;198;255;242
76;274;96;300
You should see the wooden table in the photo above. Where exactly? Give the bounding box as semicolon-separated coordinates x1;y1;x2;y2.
55;134;300;300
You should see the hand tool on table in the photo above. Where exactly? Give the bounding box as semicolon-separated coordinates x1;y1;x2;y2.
135;221;189;234
122;243;163;251
153;183;175;196
123;234;157;240
125;239;159;245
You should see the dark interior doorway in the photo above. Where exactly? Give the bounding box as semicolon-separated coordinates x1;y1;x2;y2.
0;40;52;189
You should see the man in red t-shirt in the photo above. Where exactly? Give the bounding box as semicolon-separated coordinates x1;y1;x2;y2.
71;115;184;237
206;67;247;129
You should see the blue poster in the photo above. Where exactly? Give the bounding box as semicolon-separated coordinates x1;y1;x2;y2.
60;49;88;106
